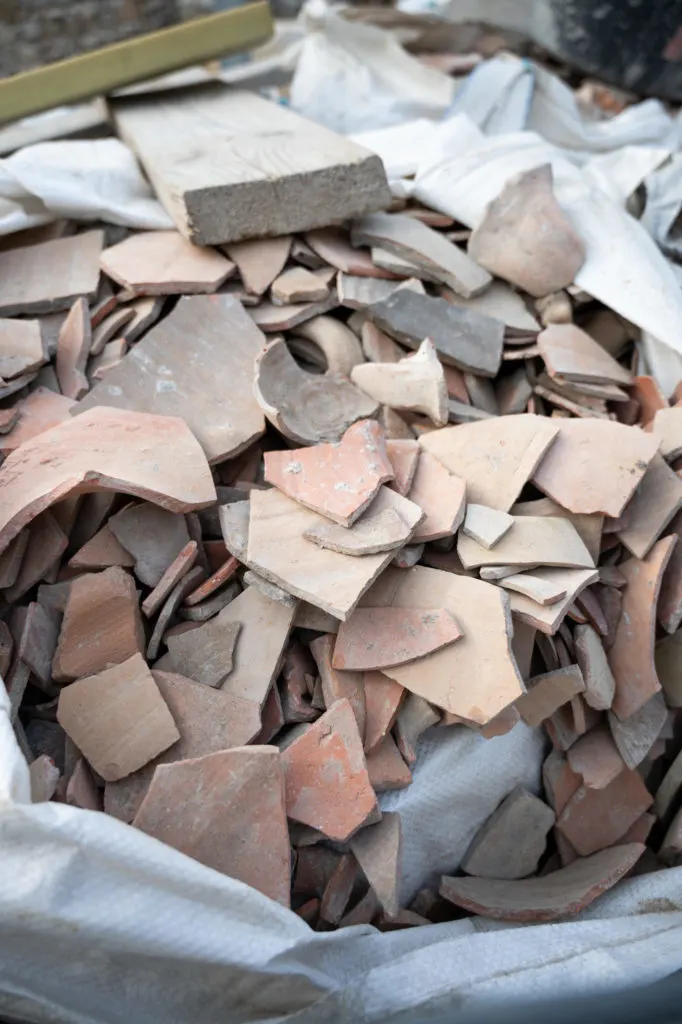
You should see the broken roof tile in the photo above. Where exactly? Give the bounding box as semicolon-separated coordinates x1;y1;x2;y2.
515;665;585;728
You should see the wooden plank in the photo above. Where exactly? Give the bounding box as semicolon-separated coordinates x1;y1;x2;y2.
0;5;273;125
112;84;391;246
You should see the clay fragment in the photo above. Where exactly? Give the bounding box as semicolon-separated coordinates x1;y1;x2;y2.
350;812;403;918
458;516;594;571
351;339;448;426
515;665;585;728
0;318;45;379
165;605;241;689
271;266;329;305
222;235;292;295
366;734;412;791
461;787;555;880
394;692;440;764
100;230;234;295
556;769;653;855
333;608;462;671
109;503;190;587
608;692;667;769
462;504;513;550
538;323;631;385
574;623;616;710
566;727;625;789
363;671;404;754
617;455;682;560
408;452;466;543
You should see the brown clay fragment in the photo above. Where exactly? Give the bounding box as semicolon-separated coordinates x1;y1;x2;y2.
515;665;585;728
333;608;462;671
363;671;404;754
350;812;403;918
556;768;653;855
366;734;412;791
461;787;555;880
165;605;241;688
566;727;625;789
408;452;466;543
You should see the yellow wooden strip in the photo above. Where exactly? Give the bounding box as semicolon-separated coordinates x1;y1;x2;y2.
0;3;273;126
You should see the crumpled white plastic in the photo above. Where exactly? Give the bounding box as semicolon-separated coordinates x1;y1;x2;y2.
0;138;174;236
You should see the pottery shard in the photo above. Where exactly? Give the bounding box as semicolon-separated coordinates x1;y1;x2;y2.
303;505;412;557
573;623;616;710
57;653;179;782
56;297;91;400
333;608;462;672
468;165;585;298
101;230;234;295
507;567;598;636
3;510;68;603
462;787;555;880
350;811;403;918
52;567;145;683
543;749;582;815
254;337;378;446
15;601;60;691
365;566;523;723
271;266;329;305
141;541;199;618
366;733;412;791
0;318;45;379
293;315;364;377
566;727;625;790
608;692;667;769
363;671;404;754
0;230;103;316
351;339;448;426
108;503;190;587
165;604;241;689
104;670;262;823
310;633;366;741
0;387;74;454
69;523;135;572
133;746;291;906
498;572;568;606
459;516;594;572
538;323;631;386
617;454;682;560
319;854;357;925
223;236;292;295
608;535;677;720
408;451;466;543
556;768;653;856
264;419;394;527
386;439;420;497
462;504;513;550
366;289;504;377
531;418;659;517
0;407;216;557
420;414;559;512
281;699;377;841
515;665;585;728
217;586;296;708
394;692;440;764
440;845;644;922
649;407;682;461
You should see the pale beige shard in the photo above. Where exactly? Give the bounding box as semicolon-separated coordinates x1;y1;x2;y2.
650;407;682;460
271;266;329;305
617;455;682;560
458;516;594;571
246;488;398;621
303;487;422;556
420;415;559;512
531;418;659;517
100;231;234;296
442;280;540;334
0;318;45;379
515;665;585;727
89;307;135;357
509;568;599;635
461;787;555;880
350;812;402;918
249;294;338;332
0;387;74;454
574;623;616;710
0;407;216;556
362;566;523;723
386;439;420;496
538;323;631;386
264;419;394;527
512;496;603;564
408;451;466;543
362;322;405;364
351;212;491;299
499;572;568;606
56;298;90;400
293;316;364;377
76;294;266;464
467;165;585;298
254;338;378;446
122;296;165;344
351;339;448;426
333;607;462;671
57;653;179;782
0;231;102;316
223;236;292;295
462;504;513;550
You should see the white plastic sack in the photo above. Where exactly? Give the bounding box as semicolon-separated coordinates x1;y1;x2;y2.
2;681;682;1024
0;139;173;237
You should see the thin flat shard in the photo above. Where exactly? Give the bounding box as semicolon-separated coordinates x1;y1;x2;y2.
459;516;594;571
0;231;102;316
332;607;462;671
100;230;234;296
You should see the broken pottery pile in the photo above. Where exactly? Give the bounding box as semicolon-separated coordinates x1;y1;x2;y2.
2;125;682;932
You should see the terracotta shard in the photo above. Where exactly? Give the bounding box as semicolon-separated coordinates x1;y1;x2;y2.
574;623;616;710
385;439;420;497
15;601;60;691
658;508;682;634
182;556;239;606
467;165;585;298
0;407;216;556
52;567;145;683
538;323;631;386
462;504;513;550
145;566;205;663
101;231;233;295
350;812;403;918
141;540;199;618
352;212;490;298
104;670;262;823
362;321;405;364
444;279;540;334
515;665;585;728
498;572;568;606
255;339;378;446
281;699;377;842
133;746;290;906
566;727;625;789
0;318;45;379
650;407;682;460
165;605;241;689
617;455;682;560
461;787;555;880
108;503;190;588
395;692;440;764
310;634;366;741
264;419;393;527
507;567;599;635
366;289;504;377
292;315;363;377
66;758;101;811
608;536;677;720
351;339;448;426
333;608;462;671
0;387;74;454
0;230;102;316
271;266;329;305
303;504;413;557
304;227;394;278
420;414;559;512
543;749;581;815
363;671;404;754
556;768;653;856
655;631;682;707
53;297;91;399
440;845;644;922
531;418;658;517
319;854;357;925
363;566;522;722
408;451;466;542
222;236;292;295
90;307;135;356
608;692;667;769
57;653;179;782
367;733;412;791
3;510;68;603
459;516;594;571
76;294;266;464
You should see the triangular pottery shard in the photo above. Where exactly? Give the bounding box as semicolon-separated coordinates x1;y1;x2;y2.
264;420;394;527
254;337;379;445
531;418;659;517
467;164;585;298
0;407;216;556
420;415;559;512
350;811;403;918
537;324;632;386
359;566;523;723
